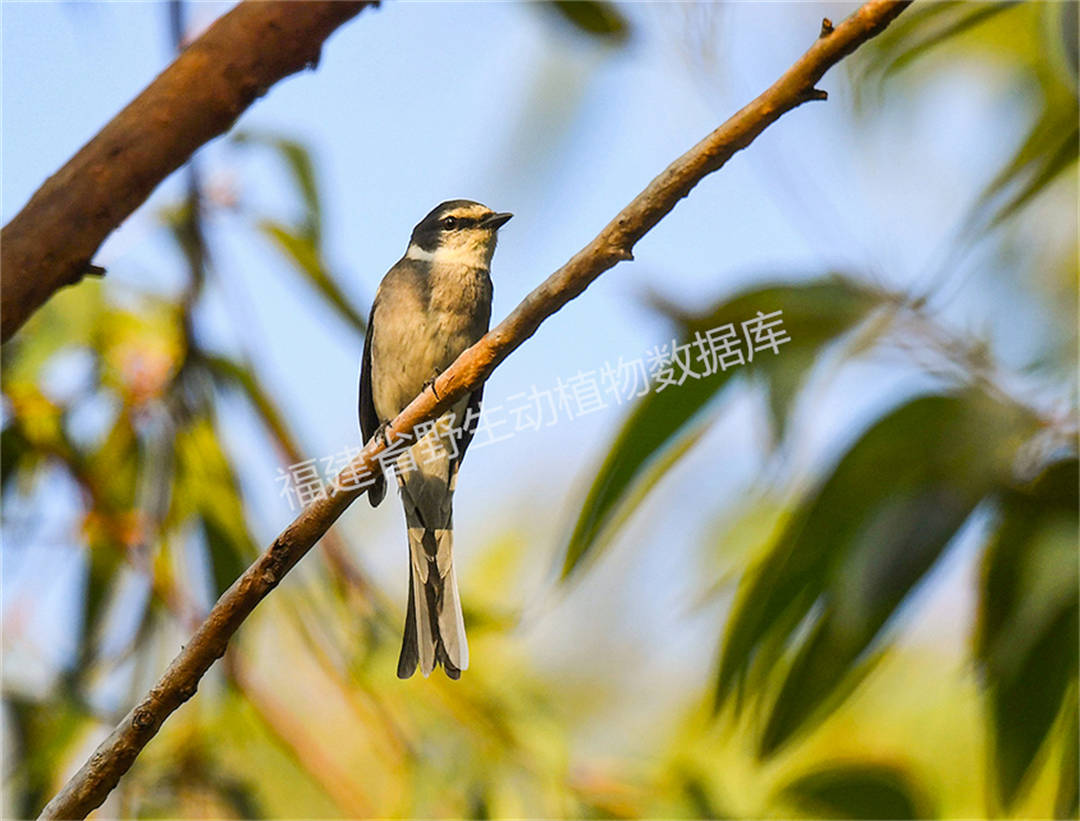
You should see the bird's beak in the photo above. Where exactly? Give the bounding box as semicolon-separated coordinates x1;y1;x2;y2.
481;212;513;230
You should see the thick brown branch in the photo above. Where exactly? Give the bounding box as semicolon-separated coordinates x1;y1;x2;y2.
0;0;375;344
38;2;910;817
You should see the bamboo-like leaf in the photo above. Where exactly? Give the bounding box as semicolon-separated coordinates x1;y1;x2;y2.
173;417;257;597
0;278;105;390
199;352;303;462
235;132;322;239
778;762;931;819
1;423;33;491
1062;1;1078;87
715;391;1039;753
870;1;1023;79
863;1;1077;228
86;411;138;511
259;220;367;336
546;1;630;43
1056;686;1079;820
74;413;139;669
6;694;91;818
984;121;1079;228
976;458;1079;810
561;277;881;580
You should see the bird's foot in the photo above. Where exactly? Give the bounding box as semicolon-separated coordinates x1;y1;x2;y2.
373;420;392;448
423;368;442;400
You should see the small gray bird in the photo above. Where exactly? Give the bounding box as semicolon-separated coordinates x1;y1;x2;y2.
359;200;512;679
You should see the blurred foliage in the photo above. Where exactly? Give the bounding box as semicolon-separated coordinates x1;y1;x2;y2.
3;2;1077;819
975;458;1079;813
716;391;1038;754
545;1;631;44
562;277;886;578
777;762;932;819
559;2;1078;817
234;132;369;336
863;1;1078;231
0;133;584;816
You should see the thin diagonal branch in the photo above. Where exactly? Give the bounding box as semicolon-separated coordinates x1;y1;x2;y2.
0;0;375;344
38;2;911;817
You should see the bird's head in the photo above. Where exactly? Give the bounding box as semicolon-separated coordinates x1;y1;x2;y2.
406;199;513;269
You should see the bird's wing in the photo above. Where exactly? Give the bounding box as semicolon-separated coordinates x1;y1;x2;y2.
449;385;484;488
358;299;379;442
449;274;492;487
358;297;386;506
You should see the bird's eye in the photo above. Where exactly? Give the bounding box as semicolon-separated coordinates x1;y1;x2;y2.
441;216;457;230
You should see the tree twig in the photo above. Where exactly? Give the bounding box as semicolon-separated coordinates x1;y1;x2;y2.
0;0;375;344
37;2;911;817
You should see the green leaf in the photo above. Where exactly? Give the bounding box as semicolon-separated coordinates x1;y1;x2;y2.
984;121;1078;228
863;1;1078;229
871;2;1023;79
760;487;979;756
546;1;630;43
78;531;125;672
1;423;33;492
715;391;1038;753
1062;1;1078;88
173;417;257;597
679;769;728;819
199;514;252;600
0;278;105;389
561;277;881;580
235;132;322;239
5;693;91;818
778;762;931;819
259;220;367;336
975;458;1079;810
86;411;138;511
1056;687;1079;820
199;352;304;463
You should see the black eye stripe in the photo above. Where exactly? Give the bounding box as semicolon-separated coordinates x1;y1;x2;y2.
410;201;492;250
442;216;476;230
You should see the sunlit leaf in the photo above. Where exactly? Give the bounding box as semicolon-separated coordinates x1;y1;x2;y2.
173;417;257;597
77;529;125;672
561;277;881;579
1;423;34;492
715;391;1039;754
98;299;185;405
545;1;630;43
778;761;931;819
983;120;1078;228
1062;1;1078;88
235;132;322;239
5;693;91;818
200;352;302;462
975;457;1079;810
233;132;367;336
216;777;265;820
1056;686;1079;820
199;515;252;600
871;2;1023;79
0;278;105;389
679;770;727;819
85;411;138;511
863;1;1078;228
259;219;367;336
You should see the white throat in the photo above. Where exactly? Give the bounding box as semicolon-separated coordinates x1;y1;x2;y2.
406;241;492;269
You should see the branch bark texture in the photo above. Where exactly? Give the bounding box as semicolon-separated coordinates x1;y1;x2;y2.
0;0;374;343
38;2;910;817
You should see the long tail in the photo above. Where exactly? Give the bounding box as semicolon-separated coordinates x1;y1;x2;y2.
396;501;468;679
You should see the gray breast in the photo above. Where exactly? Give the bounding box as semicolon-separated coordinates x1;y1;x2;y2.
370;258;492;421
